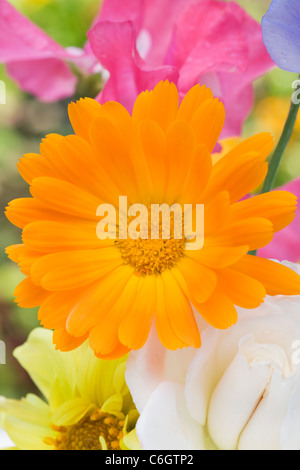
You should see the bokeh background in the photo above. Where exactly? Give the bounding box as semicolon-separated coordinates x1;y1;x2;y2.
0;0;299;399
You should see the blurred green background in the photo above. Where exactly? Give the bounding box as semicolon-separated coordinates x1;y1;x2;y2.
0;0;299;399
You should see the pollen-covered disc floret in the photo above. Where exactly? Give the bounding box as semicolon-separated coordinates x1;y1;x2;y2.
0;329;139;450
45;410;124;450
115;239;186;276
114;203;186;275
5;80;300;358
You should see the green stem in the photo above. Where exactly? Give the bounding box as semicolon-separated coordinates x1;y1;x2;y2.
249;78;300;257
261;94;300;194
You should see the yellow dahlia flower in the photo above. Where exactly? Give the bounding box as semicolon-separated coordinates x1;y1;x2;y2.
0;328;139;450
5;80;300;359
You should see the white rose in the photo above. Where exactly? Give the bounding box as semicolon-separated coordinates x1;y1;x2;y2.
126;261;300;450
0;428;14;449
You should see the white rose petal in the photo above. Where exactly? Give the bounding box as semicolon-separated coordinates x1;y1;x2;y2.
136;381;208;450
0;428;14;449
127;261;300;450
280;380;300;450
207;335;274;450
238;370;297;450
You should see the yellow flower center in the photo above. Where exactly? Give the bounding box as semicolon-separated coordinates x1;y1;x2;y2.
44;410;124;450
115;238;185;275
115;206;186;275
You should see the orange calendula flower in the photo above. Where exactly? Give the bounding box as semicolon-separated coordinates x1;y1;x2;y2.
5;81;300;358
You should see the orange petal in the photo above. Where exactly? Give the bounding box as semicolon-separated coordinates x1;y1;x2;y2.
188;245;249;268
212;137;242;165
22;220;110;252
232;255;300;296
178;144;212;204
159;270;201;348
230;191;297;232
17;152;58;184
220;132;273;162
53;327;88;352
189;98;225;151
137;119;169;202
38;287;89;329
97;100;134;140
192;285;238;329
204;191;231;234
176;84;214;122
164;121;196;203
118;275;157;350
68;97;102;140
57;135;122;203
66;265;133;337
207;217;274;251
89;116;140;201
6;244;42;276
30;177;101;220
201;152;268;203
89;273;141;356
94;342;130;360
216;268;266;309
132;80;179;132
5;198;75;229
173;258;217;303
30;248;122;290
14;277;49;308
155;275;187;350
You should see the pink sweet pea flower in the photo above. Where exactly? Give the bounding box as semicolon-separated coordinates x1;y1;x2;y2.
89;0;274;137
1;0;274;137
0;0;177;104
0;0;79;101
0;0;100;101
259;177;300;263
87;21;178;112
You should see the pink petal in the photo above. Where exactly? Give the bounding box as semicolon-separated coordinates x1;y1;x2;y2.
88;21;178;113
142;0;196;67
7;59;77;102
93;0;144;30
166;0;274;137
0;0;65;61
215;6;275;137
93;0;196;66
167;1;248;92
258;177;300;263
0;0;77;100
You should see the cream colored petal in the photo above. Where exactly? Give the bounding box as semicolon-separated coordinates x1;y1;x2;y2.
126;326;195;413
76;346;127;407
121;410;141;450
185;328;220;425
0;394;54;450
238;370;297;450
207;337;272;450
121;429;143;450
136;382;208;450
52;398;93;427
13;328;77;404
113;362;128;396
101;394;124;417
280;378;300;450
